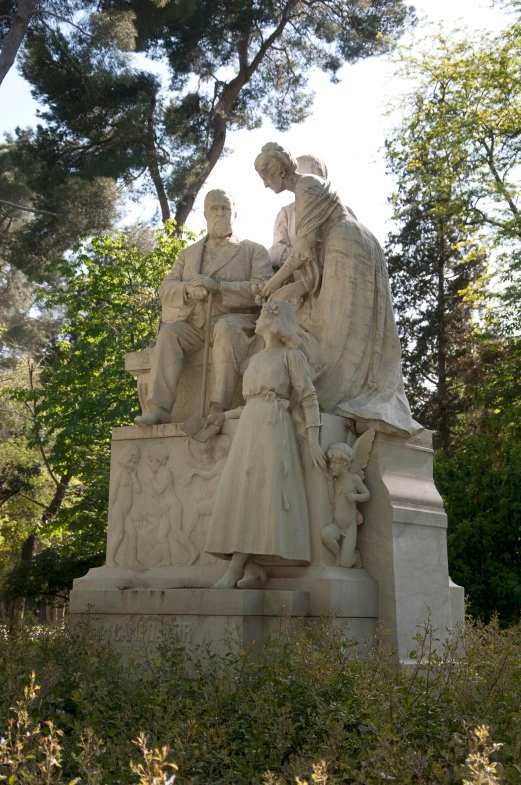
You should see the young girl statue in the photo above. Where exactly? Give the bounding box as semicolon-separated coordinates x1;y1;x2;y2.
204;299;327;589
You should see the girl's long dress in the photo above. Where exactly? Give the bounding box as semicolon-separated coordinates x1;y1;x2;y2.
204;346;313;563
289;175;421;438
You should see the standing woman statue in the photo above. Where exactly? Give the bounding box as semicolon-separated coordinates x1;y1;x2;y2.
255;142;421;438
204;300;327;589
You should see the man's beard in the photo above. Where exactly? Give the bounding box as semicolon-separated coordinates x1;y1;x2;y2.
211;218;233;238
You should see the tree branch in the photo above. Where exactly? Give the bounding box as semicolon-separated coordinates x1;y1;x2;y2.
17;492;48;509
0;199;61;217
174;0;298;227
26;360;61;488
38;473;73;526
146;95;171;223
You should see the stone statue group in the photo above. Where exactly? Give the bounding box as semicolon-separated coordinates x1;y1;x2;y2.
133;142;421;589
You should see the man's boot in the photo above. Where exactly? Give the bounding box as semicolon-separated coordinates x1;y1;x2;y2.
135;405;171;426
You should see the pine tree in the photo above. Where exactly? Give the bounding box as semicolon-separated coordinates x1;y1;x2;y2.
11;0;417;232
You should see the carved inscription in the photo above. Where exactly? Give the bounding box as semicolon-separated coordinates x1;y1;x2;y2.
101;615;193;652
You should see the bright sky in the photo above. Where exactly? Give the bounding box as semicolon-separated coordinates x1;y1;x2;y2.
0;0;510;250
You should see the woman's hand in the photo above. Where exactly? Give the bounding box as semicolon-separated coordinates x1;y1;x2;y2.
261;271;286;299
308;439;328;474
261;277;278;299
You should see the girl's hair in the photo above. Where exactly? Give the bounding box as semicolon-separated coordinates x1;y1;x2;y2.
254;142;298;178
262;300;309;359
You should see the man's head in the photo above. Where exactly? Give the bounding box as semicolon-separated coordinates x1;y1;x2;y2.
204;189;236;239
327;442;353;477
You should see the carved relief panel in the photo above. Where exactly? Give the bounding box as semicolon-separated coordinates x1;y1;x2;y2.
106;434;231;570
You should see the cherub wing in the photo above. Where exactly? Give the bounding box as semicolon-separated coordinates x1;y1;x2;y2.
351;429;375;479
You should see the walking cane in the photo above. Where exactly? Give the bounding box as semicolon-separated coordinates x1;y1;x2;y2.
181;292;216;440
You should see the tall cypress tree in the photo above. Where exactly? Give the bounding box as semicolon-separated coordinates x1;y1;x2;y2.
385;38;487;449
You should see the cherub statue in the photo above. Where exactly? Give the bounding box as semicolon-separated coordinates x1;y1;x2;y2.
321;430;375;568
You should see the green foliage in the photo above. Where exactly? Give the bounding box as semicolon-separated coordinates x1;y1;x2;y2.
8;223;188;559
385;5;521;623
434;337;521;626
0;135;123;276
0;670;178;785
0;359;56;587
1;616;521;784
385;10;521;447
3;547;105;605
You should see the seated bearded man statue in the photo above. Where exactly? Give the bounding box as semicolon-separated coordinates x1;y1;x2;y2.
136;189;273;426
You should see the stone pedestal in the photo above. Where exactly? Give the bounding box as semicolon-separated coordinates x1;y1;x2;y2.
70;588;309;658
70;415;462;663
357;429;464;663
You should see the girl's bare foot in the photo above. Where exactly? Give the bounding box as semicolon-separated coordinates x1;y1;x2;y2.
213;569;243;589
237;562;267;589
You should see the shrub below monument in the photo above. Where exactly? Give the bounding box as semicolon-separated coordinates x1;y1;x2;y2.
0;616;519;784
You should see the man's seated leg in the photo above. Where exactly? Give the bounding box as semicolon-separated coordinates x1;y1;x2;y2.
135;321;205;425
210;316;255;413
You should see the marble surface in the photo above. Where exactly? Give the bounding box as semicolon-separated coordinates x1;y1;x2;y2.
73;157;464;659
69;587;376;659
357;429;456;661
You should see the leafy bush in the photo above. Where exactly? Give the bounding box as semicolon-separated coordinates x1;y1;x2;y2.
1;615;520;784
2;546;104;607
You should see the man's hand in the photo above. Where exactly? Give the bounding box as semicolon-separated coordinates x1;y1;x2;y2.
188;286;207;301
252;282;266;306
205;411;226;430
188;275;219;299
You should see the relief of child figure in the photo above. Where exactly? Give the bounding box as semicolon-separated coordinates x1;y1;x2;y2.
145;443;199;566
321;434;374;569
184;436;231;541
107;443;142;568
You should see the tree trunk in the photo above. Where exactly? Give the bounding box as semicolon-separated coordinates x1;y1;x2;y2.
149;162;170;223
173;0;297;229
147;97;171;222
10;473;73;628
38;472;73;526
8;532;39;629
0;0;39;87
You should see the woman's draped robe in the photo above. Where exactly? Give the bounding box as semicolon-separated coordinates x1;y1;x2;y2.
284;175;421;438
